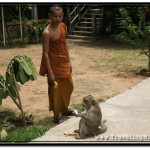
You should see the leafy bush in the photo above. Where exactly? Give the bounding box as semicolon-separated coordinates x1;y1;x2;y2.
116;6;150;70
26;19;46;43
26;20;39;42
116;6;150;48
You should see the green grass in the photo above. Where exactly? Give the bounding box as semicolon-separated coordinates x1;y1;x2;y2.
73;103;85;113
89;50;147;73
0;109;16;120
1;124;51;143
0;109;52;143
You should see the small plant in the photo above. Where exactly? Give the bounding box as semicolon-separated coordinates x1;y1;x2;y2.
26;19;46;43
0;55;37;127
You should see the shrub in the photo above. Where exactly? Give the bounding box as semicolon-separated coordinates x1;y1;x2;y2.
116;6;150;70
26;19;46;43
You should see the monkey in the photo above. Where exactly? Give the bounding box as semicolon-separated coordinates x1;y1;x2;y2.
74;95;107;139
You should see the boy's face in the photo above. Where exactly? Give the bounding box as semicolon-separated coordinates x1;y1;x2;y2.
49;9;64;25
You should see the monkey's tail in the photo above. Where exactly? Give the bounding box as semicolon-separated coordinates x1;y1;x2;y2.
92;120;107;136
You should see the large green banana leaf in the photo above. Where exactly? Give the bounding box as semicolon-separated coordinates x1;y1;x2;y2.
6;55;37;85
1;55;37;104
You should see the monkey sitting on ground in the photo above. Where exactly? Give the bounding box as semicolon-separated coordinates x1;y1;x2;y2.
74;95;107;139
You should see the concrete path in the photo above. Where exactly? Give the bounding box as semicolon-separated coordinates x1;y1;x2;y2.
31;78;150;144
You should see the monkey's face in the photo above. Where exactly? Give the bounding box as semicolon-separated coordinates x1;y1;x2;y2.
82;95;95;109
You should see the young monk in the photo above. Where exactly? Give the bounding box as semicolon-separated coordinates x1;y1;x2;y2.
39;5;75;124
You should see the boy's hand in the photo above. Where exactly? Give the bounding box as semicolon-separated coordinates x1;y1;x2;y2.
47;73;55;86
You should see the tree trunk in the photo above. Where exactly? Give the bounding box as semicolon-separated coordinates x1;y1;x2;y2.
11;66;26;127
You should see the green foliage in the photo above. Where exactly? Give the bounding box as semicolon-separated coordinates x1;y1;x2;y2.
0;55;37;104
0;124;51;143
38;21;46;36
115;6;150;71
0;5;46;44
1;5;32;21
116;6;150;49
26;20;39;39
0;5;32;40
0;109;17;132
0;109;17;121
0;108;51;142
25;20;46;43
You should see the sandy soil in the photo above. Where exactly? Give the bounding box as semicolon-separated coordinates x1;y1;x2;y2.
0;39;146;123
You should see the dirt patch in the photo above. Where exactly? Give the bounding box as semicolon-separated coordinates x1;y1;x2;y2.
0;39;147;123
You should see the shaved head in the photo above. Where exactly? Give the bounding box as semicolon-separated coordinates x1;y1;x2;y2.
49;5;63;14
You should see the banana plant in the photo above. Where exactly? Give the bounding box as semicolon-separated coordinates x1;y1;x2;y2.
0;55;37;127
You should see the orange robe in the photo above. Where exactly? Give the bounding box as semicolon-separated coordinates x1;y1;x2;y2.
48;77;73;117
39;22;71;78
39;22;74;117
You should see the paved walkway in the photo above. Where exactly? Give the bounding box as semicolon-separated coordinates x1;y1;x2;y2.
31;78;150;144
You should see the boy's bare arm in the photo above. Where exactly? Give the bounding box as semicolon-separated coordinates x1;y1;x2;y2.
42;31;55;85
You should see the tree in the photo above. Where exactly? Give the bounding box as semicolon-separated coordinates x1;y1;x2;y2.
0;55;37;127
116;5;150;71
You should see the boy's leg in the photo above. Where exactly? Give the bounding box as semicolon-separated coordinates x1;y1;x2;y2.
48;81;64;124
48;76;74;123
